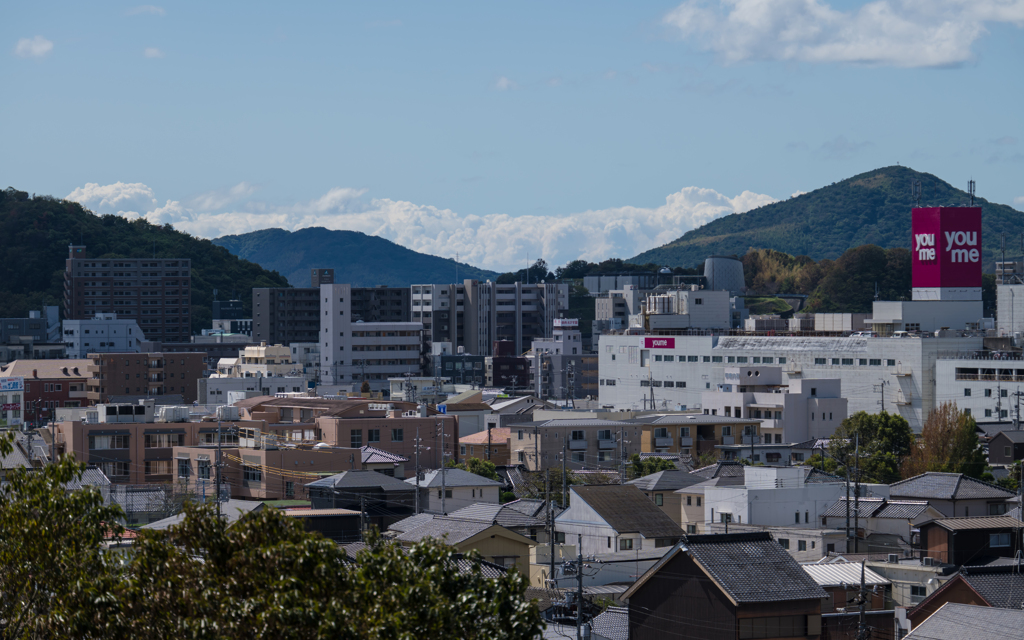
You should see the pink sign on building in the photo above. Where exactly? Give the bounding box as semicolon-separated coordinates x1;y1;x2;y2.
911;207;982;291
643;337;675;349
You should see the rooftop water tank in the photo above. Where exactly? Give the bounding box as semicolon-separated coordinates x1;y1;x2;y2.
704;256;745;295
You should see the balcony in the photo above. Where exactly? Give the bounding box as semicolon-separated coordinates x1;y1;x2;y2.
722;436;735;445
598;438;617;450
568;439;588;451
679;436;693;446
654;437;674;448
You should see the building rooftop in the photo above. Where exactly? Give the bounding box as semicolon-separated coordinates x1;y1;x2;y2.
567;485;683;539
360;445;408;464
459;428;512;445
407;468;503;489
306;470;415;491
142;499;263;530
0;359;92;379
447;502;546;529
441;402;493;412
393;516;531;546
992;429;1024;443
802;562;890;587
911;564;1024;617
590;606;629;640
891;473;1016;501
907;602;1024;640
626;469;706;492
690;460;747;479
923;516;1024;531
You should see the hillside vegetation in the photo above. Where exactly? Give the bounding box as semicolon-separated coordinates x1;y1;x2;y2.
630;166;1024;269
213;227;498;287
0;188;290;333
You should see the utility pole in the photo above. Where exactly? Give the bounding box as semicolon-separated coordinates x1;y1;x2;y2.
439;420;447;514
853;433;860;553
415;426;421;514
360;495;366;542
547;470;555;587
856;560;869;640
845;463;851;551
576;533;584;640
216;420;223;518
562;443;567;508
1014;387;1023;430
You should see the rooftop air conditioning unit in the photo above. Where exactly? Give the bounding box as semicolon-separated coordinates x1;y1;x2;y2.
923;557;936;566
887;554;899;563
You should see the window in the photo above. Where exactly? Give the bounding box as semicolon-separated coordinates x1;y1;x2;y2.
721;426;732;436
1002;389;1009;398
778;538;790;550
712;356;722;363
619;538;633;551
571;430;585;441
696;497;701;506
910;585;927;598
798;540;807;551
990;533;1011;548
869;359;882;366
99;461;129;478
985;389;993;397
391;428;404;442
197;459;211;480
964;388;972;397
686;525;697;534
144;460;173;476
841;358;853;365
518;429;524;440
990;503;1008;515
89;434;129;450
814;358;827;365
655;493;664;506
350;430;363;448
686;496;692;506
680;427;690;438
144;433;184;448
243;464;262;483
437;489;453;499
572;452;585;463
368;429;380;443
795;512;801;524
286;481;295;498
177;458;191;478
518;451;525;463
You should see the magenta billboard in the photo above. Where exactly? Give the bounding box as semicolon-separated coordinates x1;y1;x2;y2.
911;207;982;289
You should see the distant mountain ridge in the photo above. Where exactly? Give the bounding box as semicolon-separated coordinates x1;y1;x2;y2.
629;166;1024;268
213;227;499;287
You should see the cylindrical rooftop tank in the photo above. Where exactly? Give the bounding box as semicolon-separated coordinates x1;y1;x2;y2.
704;256;745;294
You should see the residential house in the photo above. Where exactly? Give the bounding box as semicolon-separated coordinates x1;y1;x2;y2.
906;602;1024;640
674;461;747;534
821;498;944;554
717;438;827;465
803;562;894;640
459;427;513;466
633;414;760;457
142;499;263;531
405;468;502;514
360;446;408;478
862;556;957;608
622;532;828;640
505;418;644;473
918;516;1024;566
703;465;888;530
704;522;848;562
556;484;682;557
393;515;537;574
906;564;1024;630
988;430;1024;465
0;431;49;480
280;507;362;543
306;470;422;531
446;502;550;542
889;472;1017;517
626;469;709;526
0;359;91;428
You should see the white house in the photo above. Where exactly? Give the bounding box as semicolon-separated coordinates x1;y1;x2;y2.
555;484;682;557
406;468;502;514
704;465;890;528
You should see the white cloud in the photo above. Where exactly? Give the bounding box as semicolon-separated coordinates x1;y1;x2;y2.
66;182;776;271
663;0;1024;67
1015;196;1024;207
128;5;165;16
791;190;808;198
14;36;53;58
495;76;518;91
144;47;164;58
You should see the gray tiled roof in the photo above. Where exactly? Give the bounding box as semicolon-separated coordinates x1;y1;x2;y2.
407;468;503;488
448;502;546;529
591;606;629;640
306;470;415;491
360;446;408;464
874;501;933;519
992;430;1024;443
387;512;435;534
569;485;682;539
690;461;746;479
394;516;495;544
626;469;706;491
65;466;112;492
342;539;509;578
803;468;845;484
907;603;1024;639
891;472;1015;501
685;533;829;603
821;498;885;519
142;499;263;530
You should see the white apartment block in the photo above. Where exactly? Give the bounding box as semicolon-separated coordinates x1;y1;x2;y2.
411;279;569;357
700;367;848;443
216;343;300;378
62;313;145;358
320;284;423;392
198;375;309;404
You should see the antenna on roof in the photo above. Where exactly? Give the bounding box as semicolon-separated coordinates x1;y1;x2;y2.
910;180;922;207
968;179;976;207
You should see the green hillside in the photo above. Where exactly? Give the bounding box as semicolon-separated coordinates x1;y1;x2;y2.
212;227;498;287
0;187;290;333
630;166;1024;268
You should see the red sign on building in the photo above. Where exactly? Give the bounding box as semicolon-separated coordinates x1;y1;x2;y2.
911;207;982;290
643;337;675;349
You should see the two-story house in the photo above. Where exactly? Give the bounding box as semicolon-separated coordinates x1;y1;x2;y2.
556;484;682;557
890;473;1017;517
405;468;502;514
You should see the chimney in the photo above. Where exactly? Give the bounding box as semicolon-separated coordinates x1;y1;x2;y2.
32;369;38;378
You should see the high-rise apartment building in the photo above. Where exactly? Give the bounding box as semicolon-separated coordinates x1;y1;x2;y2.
411;279;569;358
86;352;206;405
63;245;191;343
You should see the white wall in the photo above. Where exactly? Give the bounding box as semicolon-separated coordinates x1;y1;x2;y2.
421;485;500;514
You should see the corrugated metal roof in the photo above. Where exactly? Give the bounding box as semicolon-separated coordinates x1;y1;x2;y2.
283;508;360;518
802;562;890;587
715;336;867;352
926;516;1024;531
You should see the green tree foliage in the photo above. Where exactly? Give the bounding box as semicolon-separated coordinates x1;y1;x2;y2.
0;188;289;333
447;456;501;482
496;259;554;284
628;453;676;479
629;165;1024;270
552;258;702;280
214;227;498;287
520;467;577;508
804;246;911;313
827;411;914;484
0;431;542;639
997;461;1022;492
902;402;988;479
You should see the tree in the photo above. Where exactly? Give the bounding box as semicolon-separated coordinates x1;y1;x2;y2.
997;461;1023;492
447;457;501;482
520;467;577;508
902;402;988;479
0;437;543;639
695;450;721;469
828;411;914;484
360;379;371;394
628;453;676;479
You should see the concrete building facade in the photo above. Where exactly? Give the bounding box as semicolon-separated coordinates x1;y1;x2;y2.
63;313;145;358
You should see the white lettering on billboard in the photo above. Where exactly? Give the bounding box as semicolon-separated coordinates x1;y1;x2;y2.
915;234;936;261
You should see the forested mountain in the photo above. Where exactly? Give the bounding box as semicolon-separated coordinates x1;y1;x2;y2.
212;227;498;287
0;188;289;333
630;166;1024;269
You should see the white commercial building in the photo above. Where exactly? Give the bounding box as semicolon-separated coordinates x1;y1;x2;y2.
198;375;309;405
320;284;423;392
704;466;889;529
216;343;300;378
62;313;145;358
632;288;733;331
701;366;848;443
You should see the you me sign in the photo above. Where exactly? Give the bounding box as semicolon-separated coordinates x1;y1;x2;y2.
911;207;982;291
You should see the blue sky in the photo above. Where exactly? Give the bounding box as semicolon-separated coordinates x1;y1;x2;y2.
4;1;1023;271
